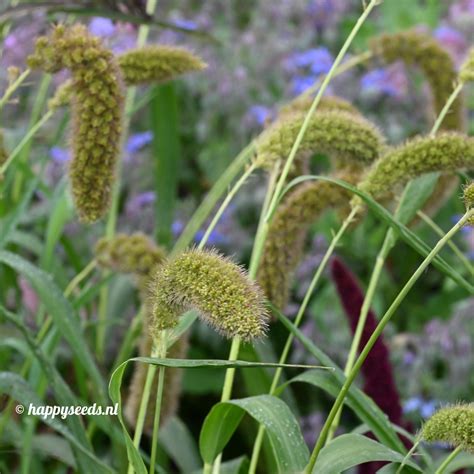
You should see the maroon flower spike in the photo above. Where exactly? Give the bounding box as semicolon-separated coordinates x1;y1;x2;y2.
330;256;405;474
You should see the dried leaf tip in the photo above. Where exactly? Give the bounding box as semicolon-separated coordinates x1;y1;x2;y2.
117;46;207;85
146;248;269;341
422;404;474;453
27;24;124;223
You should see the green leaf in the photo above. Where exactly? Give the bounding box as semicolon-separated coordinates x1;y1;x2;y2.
200;395;309;472
160;417;201;473
151;82;181;247
283;176;474;293
429;452;474;473
0;251;107;403
312;434;422;473
273;305;406;453
0;372;112;473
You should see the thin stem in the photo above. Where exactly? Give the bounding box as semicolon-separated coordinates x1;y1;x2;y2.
430;82;464;137
198;162;257;250
264;0;381;224
64;260;97;297
395;439;420;474
172;142;255;256
306;210;472;472
417;209;473;277
0;68;31;112
434;445;463;474
96;0;158;359
149;331;167;474
248;207;358;474
0;109;53;176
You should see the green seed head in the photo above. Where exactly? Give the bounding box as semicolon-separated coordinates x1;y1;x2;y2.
117;45;206;85
95;233;166;277
370;30;464;131
254;110;385;171
48;79;74;110
460;48;474;83
258;168;361;309
422;404;474;453
28;24;125;223
146;248;269;341
0;129;7;167
357;132;474;203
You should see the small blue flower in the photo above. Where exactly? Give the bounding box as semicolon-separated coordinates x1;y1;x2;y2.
194;228;227;246
130;191;156;207
403;397;422;413
420;400;437;419
291;75;317;95
360;68;401;98
287;47;333;75
172;220;184;236
49;146;70;163
89;18;116;38
173;19;198;31
248;105;271;126
126;131;153;154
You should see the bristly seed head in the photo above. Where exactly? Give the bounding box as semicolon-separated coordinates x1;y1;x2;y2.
422;404;474;453
117;45;207;85
27;24;124;223
146;248;269;341
463;182;474;226
460;48;474;84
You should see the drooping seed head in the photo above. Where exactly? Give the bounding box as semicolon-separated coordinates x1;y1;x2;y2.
258;168;362;309
422;404;474;453
460;48;474;83
146;248;269;341
48;79;74;110
117;46;206;85
357;132;474;203
95;233;166;277
254;110;385;171
28;24;124;223
370;30;464;131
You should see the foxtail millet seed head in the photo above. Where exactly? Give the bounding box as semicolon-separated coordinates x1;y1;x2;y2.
463;182;474;226
357;132;474;204
28;24;125;223
257;168;362;309
422;404;474;453
254;110;385;171
146;248;269;341
370;30;464;131
117;45;206;85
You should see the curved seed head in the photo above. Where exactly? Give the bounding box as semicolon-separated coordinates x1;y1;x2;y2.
357;132;474;203
422;404;474;453
117;45;206;85
146;248;269;341
254;110;385;171
370;30;464;131
28;24;125;223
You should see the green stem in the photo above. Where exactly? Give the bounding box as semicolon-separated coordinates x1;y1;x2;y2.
198;162;257;250
0;68;31;113
149;331;167;474
248;207;358;474
172;142;255;256
96;0;158;359
430;81;464;137
264;0;381;224
395;439;420;474
434;445;463;474
306;210;472;472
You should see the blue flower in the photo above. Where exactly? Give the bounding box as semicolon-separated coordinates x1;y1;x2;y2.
172;220;184;236
420;400;437;419
173;19;198;31
291;75;318;95
287;47;333;75
404;397;422;413
49;146;70;163
194;228;227;246
248;105;271;126
89;18;116;38
126;131;153;153
360;68;402;98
